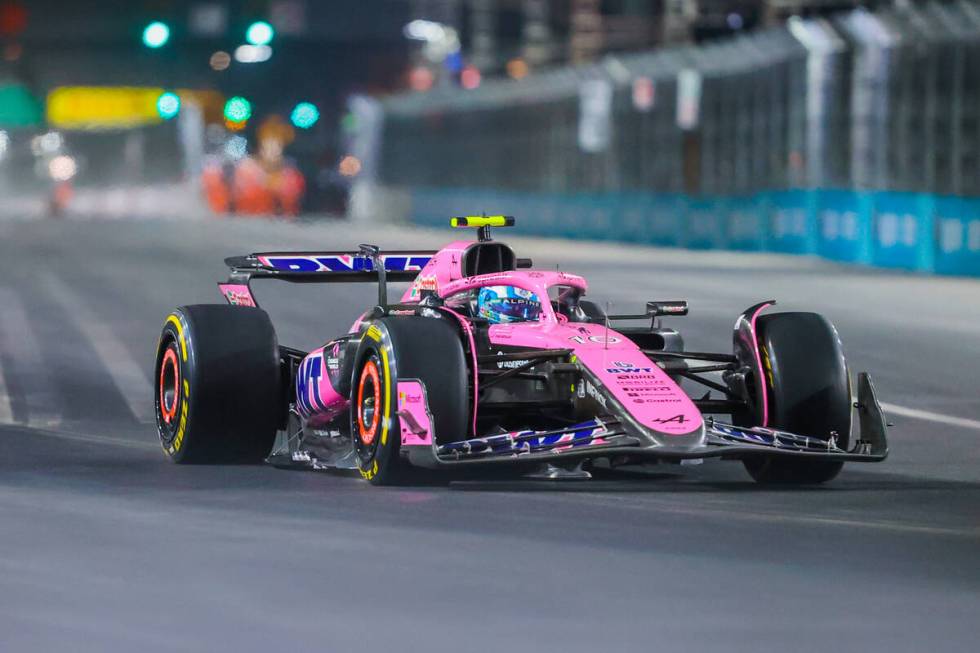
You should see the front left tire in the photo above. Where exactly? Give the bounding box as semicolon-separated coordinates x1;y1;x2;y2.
155;305;282;463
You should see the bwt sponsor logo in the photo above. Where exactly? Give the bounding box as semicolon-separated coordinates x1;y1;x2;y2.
607;366;656;373
263;254;432;273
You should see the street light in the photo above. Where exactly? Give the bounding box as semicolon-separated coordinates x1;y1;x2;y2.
142;21;170;48
290;102;319;129
246;20;274;46
156;92;180;120
224;96;252;123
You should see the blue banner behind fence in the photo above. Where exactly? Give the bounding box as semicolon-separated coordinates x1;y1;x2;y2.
409;188;980;277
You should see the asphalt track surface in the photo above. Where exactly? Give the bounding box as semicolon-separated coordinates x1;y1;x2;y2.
1;214;979;652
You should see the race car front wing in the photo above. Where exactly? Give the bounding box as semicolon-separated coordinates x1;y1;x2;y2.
432;373;888;465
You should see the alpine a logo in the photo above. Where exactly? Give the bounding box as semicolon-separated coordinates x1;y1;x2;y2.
260;254;432;273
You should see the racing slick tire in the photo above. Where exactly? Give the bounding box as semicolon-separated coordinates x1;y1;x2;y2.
352;316;468;486
155;305;281;464
743;312;851;485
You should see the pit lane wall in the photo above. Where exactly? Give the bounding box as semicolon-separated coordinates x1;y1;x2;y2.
407;187;980;277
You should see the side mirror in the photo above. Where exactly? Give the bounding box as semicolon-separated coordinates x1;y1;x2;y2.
646;301;689;317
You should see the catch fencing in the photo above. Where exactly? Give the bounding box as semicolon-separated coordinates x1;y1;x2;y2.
373;0;980;276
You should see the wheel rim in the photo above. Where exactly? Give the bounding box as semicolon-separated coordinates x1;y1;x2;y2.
357;359;381;445
159;346;180;425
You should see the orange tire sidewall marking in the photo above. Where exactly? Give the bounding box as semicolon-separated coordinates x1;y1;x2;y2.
159;347;180;424
357;359;381;445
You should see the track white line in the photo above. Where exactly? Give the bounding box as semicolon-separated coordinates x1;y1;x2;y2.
0;346;12;423
41;273;155;423
880;402;980;432
0;288;60;429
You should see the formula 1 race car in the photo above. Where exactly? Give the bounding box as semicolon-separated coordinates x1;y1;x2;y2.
154;216;888;485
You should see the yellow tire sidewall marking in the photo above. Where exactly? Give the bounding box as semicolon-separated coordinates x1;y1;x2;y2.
165;314;187;362
380;346;391;446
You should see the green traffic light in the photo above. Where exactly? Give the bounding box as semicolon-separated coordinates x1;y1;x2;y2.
290;102;319;129
246;21;275;46
156;92;180;120
224;96;252;122
143;21;170;48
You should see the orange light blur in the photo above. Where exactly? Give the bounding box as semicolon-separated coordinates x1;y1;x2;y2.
209;51;231;71
409;66;434;91
225;118;247;131
506;58;528;80
338;155;362;177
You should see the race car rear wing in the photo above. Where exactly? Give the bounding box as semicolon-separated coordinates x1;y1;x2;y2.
224;248;435;283
220;245;436;308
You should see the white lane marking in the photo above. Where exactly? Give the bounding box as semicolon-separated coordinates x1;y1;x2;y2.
581;492;980;538
0;289;60;429
16;424;158;451
880;402;980;432
42;273;155;423
0;346;12;423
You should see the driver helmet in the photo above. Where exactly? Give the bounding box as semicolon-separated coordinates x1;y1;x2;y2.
477;285;542;324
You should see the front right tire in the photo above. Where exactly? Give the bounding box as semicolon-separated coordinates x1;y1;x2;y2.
742;312;851;484
351;316;469;485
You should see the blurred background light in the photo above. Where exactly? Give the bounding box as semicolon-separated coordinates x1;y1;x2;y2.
224;96;252;122
338;155;361;177
246;20;275;46
506;58;529;80
340;112;359;134
156;92;180;120
290;102;319;129
48;154;77;181
408;66;434;92
0;129;8;160
32;131;63;155
142;21;170;48
223;135;248;160
234;44;272;63
46;86;166;130
460;65;481;90
209;50;231;71
444;51;463;74
403;19;445;42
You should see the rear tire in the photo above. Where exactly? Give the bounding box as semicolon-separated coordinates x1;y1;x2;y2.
155;305;282;463
742;312;851;484
352;316;469;485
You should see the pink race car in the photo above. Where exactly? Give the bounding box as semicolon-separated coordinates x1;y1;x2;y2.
154;216;888;485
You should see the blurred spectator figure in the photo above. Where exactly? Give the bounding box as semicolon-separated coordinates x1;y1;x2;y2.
201;161;232;213
47;179;73;217
201;117;305;217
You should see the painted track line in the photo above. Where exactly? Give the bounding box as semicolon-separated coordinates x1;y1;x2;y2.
0;288;61;429
41;272;155;423
881;402;980;432
0;344;12;423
